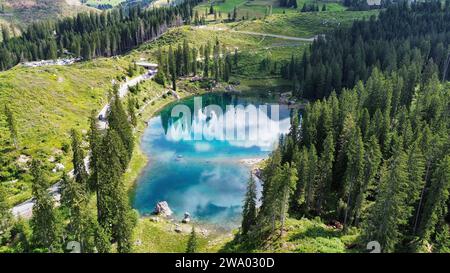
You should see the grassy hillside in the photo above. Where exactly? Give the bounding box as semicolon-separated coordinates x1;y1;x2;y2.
230;9;379;37
221;218;361;253
195;0;348;20
133;218;234;252
0;0;94;27
0;57;130;204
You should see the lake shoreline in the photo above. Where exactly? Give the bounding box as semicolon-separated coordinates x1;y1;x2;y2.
126;83;289;240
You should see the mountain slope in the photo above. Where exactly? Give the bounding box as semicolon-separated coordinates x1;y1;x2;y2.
0;0;94;27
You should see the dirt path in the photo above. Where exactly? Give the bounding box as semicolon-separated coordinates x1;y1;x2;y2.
196;25;316;42
12;71;157;218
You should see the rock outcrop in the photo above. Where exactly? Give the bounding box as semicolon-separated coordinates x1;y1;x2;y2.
153;201;173;217
182;212;191;223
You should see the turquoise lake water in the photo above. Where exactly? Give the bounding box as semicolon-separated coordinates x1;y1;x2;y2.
133;92;291;229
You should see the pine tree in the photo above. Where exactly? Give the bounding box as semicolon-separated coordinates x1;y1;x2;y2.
4;105;18;149
418;156;450;243
192;47;198;76
360;108;371;140
279;163;298;236
257;148;282;232
288;110;300;147
203;42;210;78
315;132;334;214
108;90;134;161
291;147;308;212
30;160;61;251
405;140;425;220
363;138;410;252
70;129;89;190
115;197;137;253
353;135;381;226
81;38;91;60
127;96;137;127
183;39;191;75
241;173;257;236
96;126;135;252
304;145;317;213
96;129;127;232
60;172;94;252
186;226;198;253
340;126;365;230
88;111;101;192
168;46;177;91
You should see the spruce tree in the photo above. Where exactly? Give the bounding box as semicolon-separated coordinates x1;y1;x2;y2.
168;46;177;91
291;147;308;212
88;110;101;192
70;129;89;190
279;163;298;236
96;128;127;232
405;140;425;220
186;226;198;253
127;96;137;127
418;156;450;243
30;160;61;251
315;132;334;214
356;136;381;223
340;127;365;230
304;145;317;213
115;196;137;253
96;126;136;252
108;90;134;161
257;148;282;232
60;172;94;252
363;137;410;252
241;173;257;236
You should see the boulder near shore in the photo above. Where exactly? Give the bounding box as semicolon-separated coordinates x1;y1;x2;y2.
153;201;173;217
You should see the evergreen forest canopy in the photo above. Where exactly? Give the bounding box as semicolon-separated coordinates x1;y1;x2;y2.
0;0;202;70
282;0;450;101
239;1;450;253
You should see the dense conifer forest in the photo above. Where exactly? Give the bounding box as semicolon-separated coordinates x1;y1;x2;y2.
0;0;201;70
239;2;450;253
282;1;450;100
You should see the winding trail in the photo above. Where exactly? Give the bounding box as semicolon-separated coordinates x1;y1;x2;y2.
195;26;316;42
11;70;157;219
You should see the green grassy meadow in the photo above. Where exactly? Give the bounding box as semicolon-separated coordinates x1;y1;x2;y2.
85;0;126;7
231;9;379;37
195;0;349;21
